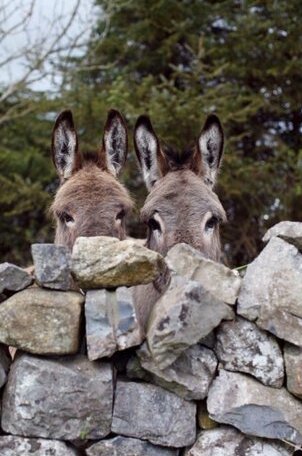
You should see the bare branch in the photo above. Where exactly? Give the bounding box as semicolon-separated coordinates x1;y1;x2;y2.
0;0;88;104
0;0;107;124
0;0;35;45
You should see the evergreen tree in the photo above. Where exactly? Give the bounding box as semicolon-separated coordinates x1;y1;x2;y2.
2;0;302;266
0;95;58;264
67;0;302;265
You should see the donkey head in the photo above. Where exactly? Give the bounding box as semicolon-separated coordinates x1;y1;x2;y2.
51;109;133;250
134;114;226;262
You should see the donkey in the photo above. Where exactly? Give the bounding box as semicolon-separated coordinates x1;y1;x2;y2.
50;109;133;249
133;114;226;328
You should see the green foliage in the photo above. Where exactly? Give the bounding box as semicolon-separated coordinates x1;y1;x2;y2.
0;96;58;264
1;0;302;266
72;0;301;266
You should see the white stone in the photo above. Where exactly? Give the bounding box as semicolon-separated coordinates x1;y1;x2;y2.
166;243;241;305
263;221;302;250
237;237;302;346
184;427;292;456
215;317;284;387
207;369;302;445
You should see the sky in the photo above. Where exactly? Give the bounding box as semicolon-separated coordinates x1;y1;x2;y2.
0;0;97;92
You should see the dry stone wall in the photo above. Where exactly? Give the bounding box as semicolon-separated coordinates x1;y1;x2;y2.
0;223;301;455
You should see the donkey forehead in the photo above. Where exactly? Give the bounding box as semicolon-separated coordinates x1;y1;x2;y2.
52;166;133;213
141;170;226;221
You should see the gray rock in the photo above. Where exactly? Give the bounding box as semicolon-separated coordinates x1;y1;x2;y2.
112;380;196;447
0;288;83;355
0;262;32;293
0;436;78;455
147;276;234;369
72;236;165;289
86;436;178;456
86;289;115;359
114;287;143;350
31;243;71;290
263;221;302;250
86;288;143;360
207;369;302;444
2;354;113;440
237;237;302;346
284;344;302;399
184;427;292;456
0;345;10;388
166;243;241;305
133;343;217;400
215;317;284;387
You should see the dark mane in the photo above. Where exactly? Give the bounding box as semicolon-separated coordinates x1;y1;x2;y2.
81;150;102;164
162;142;196;169
76;150;106;170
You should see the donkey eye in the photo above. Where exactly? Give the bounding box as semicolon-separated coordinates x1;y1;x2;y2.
148;217;161;232
205;216;218;231
58;212;74;224
116;209;125;221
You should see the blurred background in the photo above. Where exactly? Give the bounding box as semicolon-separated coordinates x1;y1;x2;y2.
0;0;301;267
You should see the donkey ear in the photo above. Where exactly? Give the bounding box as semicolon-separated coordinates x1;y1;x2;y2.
197;114;224;187
52;110;78;181
103;109;128;177
134;115;162;191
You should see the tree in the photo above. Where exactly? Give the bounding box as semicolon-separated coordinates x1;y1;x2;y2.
0;0;94;124
66;0;302;266
2;0;302;266
0;0;95;264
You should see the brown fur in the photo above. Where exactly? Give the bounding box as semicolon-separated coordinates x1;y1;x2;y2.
51;161;133;250
134;114;226;330
50;110;132;249
142;169;226;259
134;169;226;330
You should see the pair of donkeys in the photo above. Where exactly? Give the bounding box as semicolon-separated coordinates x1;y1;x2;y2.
51;109;226;266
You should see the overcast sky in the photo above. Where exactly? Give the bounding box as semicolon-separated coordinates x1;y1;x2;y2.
0;0;97;91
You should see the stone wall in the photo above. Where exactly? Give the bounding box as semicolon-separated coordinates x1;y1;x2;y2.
0;223;301;455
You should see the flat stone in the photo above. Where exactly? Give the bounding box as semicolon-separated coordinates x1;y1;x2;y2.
166;243;241;305
147;276;234;369
86;290;116;359
207;369;302;444
2;354;113;440
134;343;217;400
215;317;284;387
184;427;292;456
0;288;83;355
112;380;196;447
72;236;165;289
0;345;10;388
0;263;32;293
237;237;302;346
86;436;178;456
31;244;71;290
86;288;143;361
263;221;302;250
0;436;77;455
284;344;302;399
